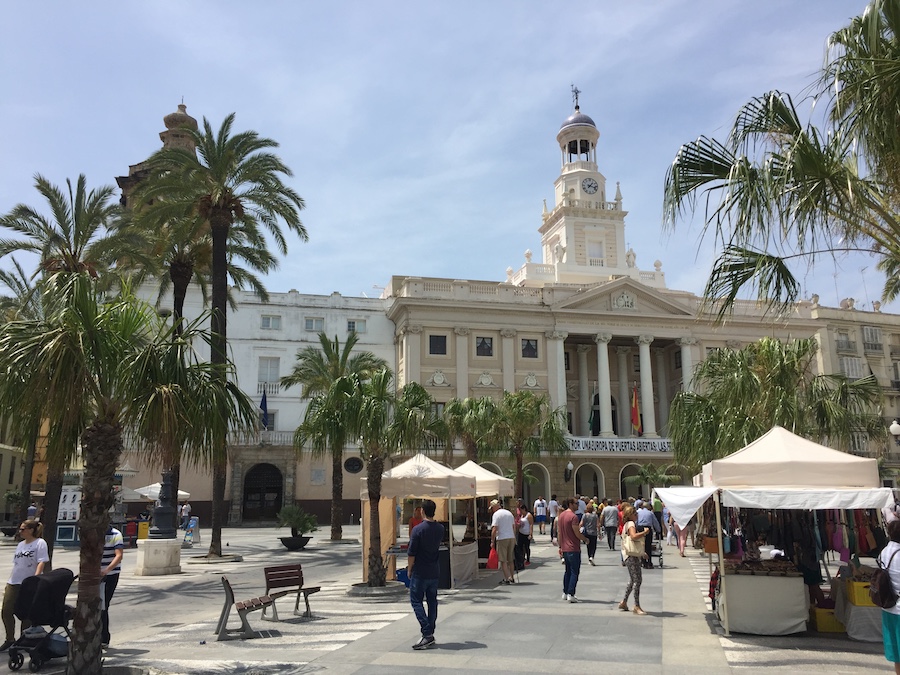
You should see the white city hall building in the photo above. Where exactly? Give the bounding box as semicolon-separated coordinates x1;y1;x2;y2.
120;104;900;525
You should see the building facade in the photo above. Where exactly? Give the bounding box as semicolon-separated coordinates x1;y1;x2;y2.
115;103;900;524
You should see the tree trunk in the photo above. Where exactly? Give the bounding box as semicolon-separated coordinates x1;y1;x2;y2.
18;423;38;524
209;461;226;557
330;449;343;541
463;438;478;540
366;454;385;586
515;447;524;499
167;261;192;532
67;418;122;675
207;213;229;558
42;459;65;564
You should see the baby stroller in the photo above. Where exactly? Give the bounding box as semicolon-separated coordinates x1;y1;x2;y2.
8;568;75;672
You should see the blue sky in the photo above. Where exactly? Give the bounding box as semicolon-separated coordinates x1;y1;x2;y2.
1;1;884;309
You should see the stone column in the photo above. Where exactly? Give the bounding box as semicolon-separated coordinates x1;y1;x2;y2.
501;328;516;392
545;331;568;410
593;333;614;437
576;345;590;435
455;327;469;399
677;337;696;392
635;335;657;438
654;348;669;432
401;325;422;386
616;347;630;437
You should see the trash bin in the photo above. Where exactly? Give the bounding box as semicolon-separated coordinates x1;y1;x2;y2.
137;521;149;540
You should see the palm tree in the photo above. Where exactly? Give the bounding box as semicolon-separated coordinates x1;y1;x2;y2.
136;113;307;557
668;337;885;471
623;462;684;493
0;275;156;673
443;397;496;463
486;391;569;498
283;332;387;540
0;174;139;555
662;1;900;318
353;370;436;586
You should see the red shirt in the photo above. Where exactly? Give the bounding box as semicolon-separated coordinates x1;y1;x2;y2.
558;509;581;552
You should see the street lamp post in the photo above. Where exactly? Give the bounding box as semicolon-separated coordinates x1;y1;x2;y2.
891;419;900;447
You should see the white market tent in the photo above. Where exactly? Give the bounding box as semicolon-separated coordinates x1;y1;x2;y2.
655;426;893;637
453;460;514;497
360;453;478;587
133;483;191;502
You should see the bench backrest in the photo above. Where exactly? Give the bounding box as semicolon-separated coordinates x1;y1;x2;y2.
221;576;236;604
264;564;304;591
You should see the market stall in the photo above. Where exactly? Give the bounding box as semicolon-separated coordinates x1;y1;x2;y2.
656;426;893;637
360;453;477;587
454;460;514;563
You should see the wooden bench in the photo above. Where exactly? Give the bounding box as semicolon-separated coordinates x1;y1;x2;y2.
215;575;275;641
261;563;321;621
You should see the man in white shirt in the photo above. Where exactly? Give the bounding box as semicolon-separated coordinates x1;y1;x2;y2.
576;496;587;522
490;499;516;585
533;496;547;535
548;494;560;543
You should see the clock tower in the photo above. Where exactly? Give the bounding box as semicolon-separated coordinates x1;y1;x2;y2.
506;93;665;290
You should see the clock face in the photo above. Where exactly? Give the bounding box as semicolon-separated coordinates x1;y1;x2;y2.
582;178;599;195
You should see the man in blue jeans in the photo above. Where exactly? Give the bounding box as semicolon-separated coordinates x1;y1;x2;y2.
557;497;589;602
407;499;444;650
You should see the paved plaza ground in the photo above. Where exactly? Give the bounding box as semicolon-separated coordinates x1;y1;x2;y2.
0;524;892;674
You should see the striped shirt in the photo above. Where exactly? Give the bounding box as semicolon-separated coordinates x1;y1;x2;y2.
102;528;124;576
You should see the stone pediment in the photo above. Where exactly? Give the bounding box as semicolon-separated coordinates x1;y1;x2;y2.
550;278;693;317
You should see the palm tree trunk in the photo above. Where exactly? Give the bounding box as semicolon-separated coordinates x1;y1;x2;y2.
464;438;478;539
208;213;229;557
68;418;122;675
18;423;38;523
42;459;65;564
366;454;385;586
515;447;524;499
331;449;343;541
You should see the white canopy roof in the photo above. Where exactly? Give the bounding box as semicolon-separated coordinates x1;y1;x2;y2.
360;453;476;500
453;461;514;497
655;426;891;525
133;483;190;501
699;426;880;489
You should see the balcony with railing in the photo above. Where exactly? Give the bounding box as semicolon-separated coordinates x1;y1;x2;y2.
864;341;884;354
257;381;281;396
835;340;857;353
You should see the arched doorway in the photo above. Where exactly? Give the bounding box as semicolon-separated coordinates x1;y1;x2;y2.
243;463;283;521
619;463;642;500
574;463;603;499
523;462;550;507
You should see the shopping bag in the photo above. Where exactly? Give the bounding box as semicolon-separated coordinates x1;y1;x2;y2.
487;548;499;569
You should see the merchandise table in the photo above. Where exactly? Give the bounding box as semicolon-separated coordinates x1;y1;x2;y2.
832;576;882;642
717;573;809;635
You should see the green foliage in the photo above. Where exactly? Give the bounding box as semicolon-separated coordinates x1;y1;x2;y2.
663;1;900;315
623;463;683;488
276;504;319;537
668;337;885;471
4;490;22;506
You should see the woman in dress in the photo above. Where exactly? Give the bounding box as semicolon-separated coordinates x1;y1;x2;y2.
879;519;900;673
618;505;650;615
0;520;49;651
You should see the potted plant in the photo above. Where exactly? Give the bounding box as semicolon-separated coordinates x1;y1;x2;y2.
276;504;319;551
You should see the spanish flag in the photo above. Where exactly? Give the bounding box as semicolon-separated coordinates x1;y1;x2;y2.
630;384;642;436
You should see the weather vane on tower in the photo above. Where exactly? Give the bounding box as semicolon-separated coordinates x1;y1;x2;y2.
571;84;581;111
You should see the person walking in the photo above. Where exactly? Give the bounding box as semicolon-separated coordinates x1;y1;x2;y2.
0;520;48;651
582;504;599;565
601;500;619;550
619;504;650;615
637;501;661;569
878;519;900;673
490;499;516;585
558;498;589;602
101;524;125;647
408;499;444;650
548;494;559;543
179;501;191;530
516;502;534;566
533;496;547;535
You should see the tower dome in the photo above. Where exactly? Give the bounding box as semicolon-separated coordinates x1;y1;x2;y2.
559;107;596;131
160;103;198;152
